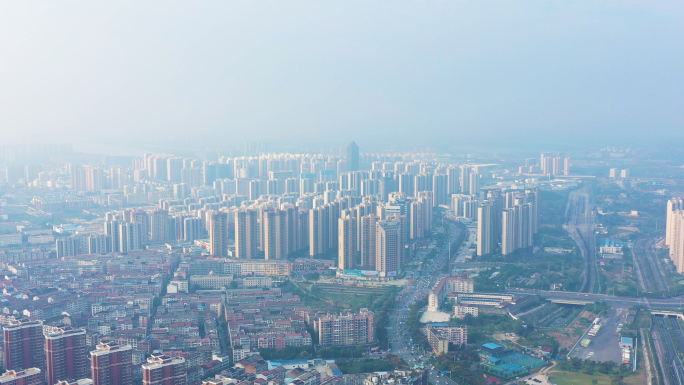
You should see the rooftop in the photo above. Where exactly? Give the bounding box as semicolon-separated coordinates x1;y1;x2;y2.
601;239;627;248
482;343;504;350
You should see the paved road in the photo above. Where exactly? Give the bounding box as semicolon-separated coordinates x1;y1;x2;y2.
633;234;669;293
506;288;684;310
564;182;598;294
568;307;628;362
388;221;468;385
653;315;684;385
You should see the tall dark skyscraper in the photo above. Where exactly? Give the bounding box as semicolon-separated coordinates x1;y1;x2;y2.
347;141;359;172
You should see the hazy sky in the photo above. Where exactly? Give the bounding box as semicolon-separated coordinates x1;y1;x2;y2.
0;1;682;152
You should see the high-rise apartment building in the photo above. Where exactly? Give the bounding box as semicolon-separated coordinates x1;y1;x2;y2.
45;326;88;385
347;141;359;172
354;200;375;252
296;209;309;252
360;214;377;269
666;198;684;273
119;222;142;252
414;173;431;195
235;209;258;259
309;205;331;258
314;309;374;346
208;211;228;257
476;201;494;256
248;180;260;200
108;167;125;190
124;209;150;245
540;153;553;175
447;166;460;196
398;172;414;197
183;217;202;242
203;162;217;186
151;155;170;180
262;210;284;260
609;168;619;178
451;194;476;219
552;156;562;176
104;219;121;253
476;189;538;257
468;173;480;197
167;158;183;183
432;173;448;207
2;319;45;374
90;342;133;385
282;204;298;255
88;234;111;255
501;207;519;256
141;354;186;385
540;152;565;176
501;189;538;256
338;210;357;270
85;166;104;191
669;210;684;273
459;165;472;194
150;209;169;242
181;167;202;187
376;219;402;277
667;198;684;248
69;164;87;192
408;200;425;240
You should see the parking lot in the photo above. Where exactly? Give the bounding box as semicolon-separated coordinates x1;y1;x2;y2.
570;306;628;363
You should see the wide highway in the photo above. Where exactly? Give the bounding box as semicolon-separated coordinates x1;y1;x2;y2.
388;220;467;385
564;182;599;294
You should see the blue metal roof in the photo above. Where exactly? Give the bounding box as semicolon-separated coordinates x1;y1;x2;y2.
601;239;627;248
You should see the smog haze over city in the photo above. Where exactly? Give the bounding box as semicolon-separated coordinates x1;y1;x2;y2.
2;2;684;385
1;1;683;153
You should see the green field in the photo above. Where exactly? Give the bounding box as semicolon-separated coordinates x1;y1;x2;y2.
548;371;611;385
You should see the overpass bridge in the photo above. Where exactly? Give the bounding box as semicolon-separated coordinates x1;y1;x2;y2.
547;298;594;305
652;310;684;321
506;288;684;310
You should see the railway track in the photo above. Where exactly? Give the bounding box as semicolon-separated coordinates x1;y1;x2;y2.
634;236;669;293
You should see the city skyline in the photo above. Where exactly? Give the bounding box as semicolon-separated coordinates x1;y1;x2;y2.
0;140;681;384
0;2;683;384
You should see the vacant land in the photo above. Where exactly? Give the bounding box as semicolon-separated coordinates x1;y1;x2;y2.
548;371;612;385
